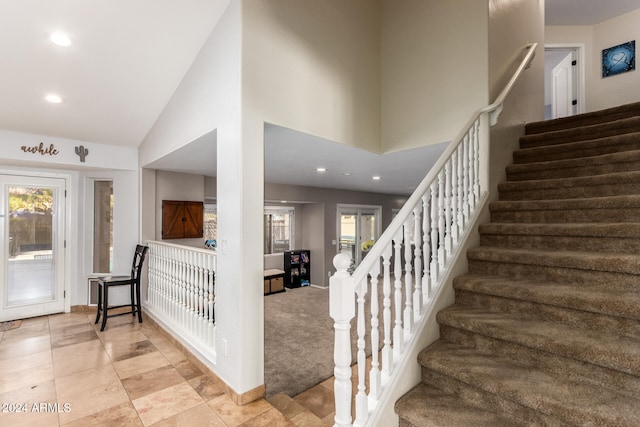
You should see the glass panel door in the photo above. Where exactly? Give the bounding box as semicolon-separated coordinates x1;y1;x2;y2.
0;175;66;321
338;205;381;270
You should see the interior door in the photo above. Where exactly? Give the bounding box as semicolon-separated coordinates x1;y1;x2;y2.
551;51;574;119
0;175;66;321
338;205;381;269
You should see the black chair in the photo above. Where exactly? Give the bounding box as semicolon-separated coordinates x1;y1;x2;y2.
95;245;148;331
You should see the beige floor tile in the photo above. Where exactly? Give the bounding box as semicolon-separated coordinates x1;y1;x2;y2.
105;339;157;362
149;402;226;427
0;335;51;360
172;358;203;380
289;410;327;427
0;349;52;376
267;392;306;420
240;407;294;426
51;329;99;349
1;321;49;342
207;394;272;427
52;339;110;378
157;345;187;365
113;351;170;379
0;362;54;394
61;401;143;427
56;370;130;425
98;328;147;348
121;365;185;401
50;321;94;338
48;313;90;329
188;374;225;401
0;379;58;427
293;384;335;420
132;382;204;426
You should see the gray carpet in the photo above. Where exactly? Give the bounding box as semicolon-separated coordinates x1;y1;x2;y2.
264;285;334;398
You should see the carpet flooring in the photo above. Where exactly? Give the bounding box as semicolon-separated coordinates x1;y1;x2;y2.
264;286;334;398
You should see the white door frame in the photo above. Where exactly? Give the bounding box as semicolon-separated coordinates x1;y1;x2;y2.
0;171;69;321
545;43;587;116
336;204;382;268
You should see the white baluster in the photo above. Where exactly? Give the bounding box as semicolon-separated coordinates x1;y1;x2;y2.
381;245;393;376
457;145;465;232
413;203;423;318
369;260;381;400
403;218;413;336
422;194;430;302
330;254;355;427
430;182;439;290
451;151;459;245
463;133;471;221
355;280;368;426
473;119;481;204
437;171;446;270
393;231;404;357
469;124;477;212
444;159;452;257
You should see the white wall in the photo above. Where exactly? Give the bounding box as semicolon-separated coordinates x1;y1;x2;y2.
242;0;381;153
0;129;140;309
381;0;489;152
546;8;640;113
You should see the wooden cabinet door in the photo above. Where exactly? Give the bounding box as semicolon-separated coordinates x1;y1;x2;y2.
162;201;203;239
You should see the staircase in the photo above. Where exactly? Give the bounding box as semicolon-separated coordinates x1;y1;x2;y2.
395;103;640;426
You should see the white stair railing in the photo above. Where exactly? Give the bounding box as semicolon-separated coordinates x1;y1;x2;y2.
330;43;537;427
146;240;217;363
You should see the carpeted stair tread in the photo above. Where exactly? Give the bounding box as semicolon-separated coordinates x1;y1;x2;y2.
498;170;640;200
453;273;640;320
395;383;515;427
513;132;640;164
479;222;640;252
418;342;640;427
479;222;640;238
519;116;640;149
489;195;640;224
525;101;640;135
435;306;640;376
467;246;640;276
507;149;640;180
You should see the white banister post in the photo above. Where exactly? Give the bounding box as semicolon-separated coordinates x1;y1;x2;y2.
403;218;413;336
331;254;356;427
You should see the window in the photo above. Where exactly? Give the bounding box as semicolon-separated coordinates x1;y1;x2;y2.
264;207;294;254
204;203;217;241
93;180;113;273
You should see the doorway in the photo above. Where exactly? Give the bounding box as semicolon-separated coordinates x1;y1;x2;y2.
545;44;586;120
337;204;381;270
0;174;66;321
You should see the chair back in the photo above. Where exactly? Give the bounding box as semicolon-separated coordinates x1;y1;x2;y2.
130;245;149;284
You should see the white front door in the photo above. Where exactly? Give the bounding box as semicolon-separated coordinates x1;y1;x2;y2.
0;174;66;321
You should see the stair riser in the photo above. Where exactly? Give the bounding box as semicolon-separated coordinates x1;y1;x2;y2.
468;259;640;291
520;121;640;149
454;290;640;339
514;139;640;165
439;325;640;397
479;233;640;253
490;207;640;223
507;160;640;181
420;368;562;426
499;182;640;201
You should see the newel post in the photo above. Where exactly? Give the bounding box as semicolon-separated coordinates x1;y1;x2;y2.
330;253;356;427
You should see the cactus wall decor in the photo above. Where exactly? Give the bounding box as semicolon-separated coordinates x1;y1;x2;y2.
75;145;89;162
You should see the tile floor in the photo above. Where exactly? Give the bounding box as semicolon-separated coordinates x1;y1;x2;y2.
0;310;336;426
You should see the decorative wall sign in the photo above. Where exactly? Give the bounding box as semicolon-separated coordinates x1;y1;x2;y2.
602;40;635;78
75;145;89;162
21;142;59;156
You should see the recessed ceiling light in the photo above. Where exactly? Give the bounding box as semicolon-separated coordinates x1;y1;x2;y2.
316;167;327;172
342;172;352;176
281;200;287;203
372;176;382;181
50;32;71;47
45;94;63;104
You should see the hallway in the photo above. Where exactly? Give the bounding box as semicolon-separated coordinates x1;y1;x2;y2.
0;310;328;426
